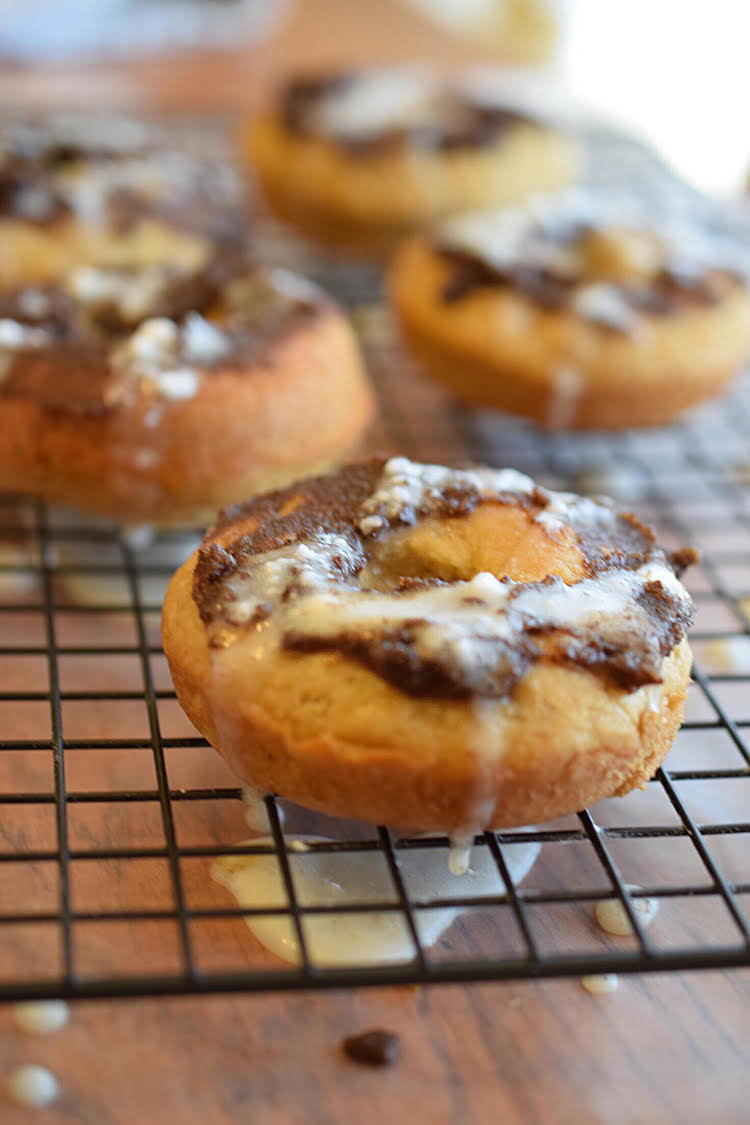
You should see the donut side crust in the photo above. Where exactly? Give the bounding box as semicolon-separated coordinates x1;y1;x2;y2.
0;305;375;526
389;236;750;429
163;552;692;831
246;113;578;250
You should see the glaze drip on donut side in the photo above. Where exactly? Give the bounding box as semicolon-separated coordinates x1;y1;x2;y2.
193;457;696;699
0;261;328;416
436;189;750;330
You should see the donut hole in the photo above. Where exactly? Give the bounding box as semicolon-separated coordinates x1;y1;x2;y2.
359;503;585;591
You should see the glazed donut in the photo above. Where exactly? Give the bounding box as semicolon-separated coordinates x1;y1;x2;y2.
0;115;246;288
0;257;374;526
389;189;750;428
247;67;579;252
162;457;697;834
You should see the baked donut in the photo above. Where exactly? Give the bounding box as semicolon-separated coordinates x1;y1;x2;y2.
389;190;750;429
0;115;246;288
162;456;697;835
0;256;374;526
247;67;579;252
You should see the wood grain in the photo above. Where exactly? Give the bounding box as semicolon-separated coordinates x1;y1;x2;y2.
2;973;749;1125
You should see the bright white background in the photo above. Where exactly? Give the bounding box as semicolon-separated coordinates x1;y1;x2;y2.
560;0;750;196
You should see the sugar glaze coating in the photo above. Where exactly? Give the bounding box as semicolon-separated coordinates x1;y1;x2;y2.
194;457;695;700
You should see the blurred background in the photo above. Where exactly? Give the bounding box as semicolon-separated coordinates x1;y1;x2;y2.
0;0;748;197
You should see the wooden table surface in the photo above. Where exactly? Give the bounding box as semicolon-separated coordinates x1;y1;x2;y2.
0;971;748;1125
1;3;750;1121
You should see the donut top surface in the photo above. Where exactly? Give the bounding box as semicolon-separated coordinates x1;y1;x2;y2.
193;457;696;700
279;67;559;154
0;115;243;242
436;189;750;330
0;259;328;416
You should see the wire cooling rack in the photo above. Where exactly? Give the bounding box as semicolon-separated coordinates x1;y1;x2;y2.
1;129;750;1000
1;296;749;1000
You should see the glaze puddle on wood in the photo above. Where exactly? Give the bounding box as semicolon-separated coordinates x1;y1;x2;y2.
7;1064;60;1108
12;999;69;1035
212;835;540;968
581;973;619;995
594;890;659;937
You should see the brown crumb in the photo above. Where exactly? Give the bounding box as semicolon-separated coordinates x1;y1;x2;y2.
668;546;700;576
342;1028;400;1067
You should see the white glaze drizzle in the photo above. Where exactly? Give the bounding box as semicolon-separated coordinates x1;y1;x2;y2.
534;489;615;535
306;69;435;139
545;366;584;429
0;317;52;383
66;263;175;323
181;312;231;364
571;283;639;332
241;785;286;832
296;65;564;143
357;456;534;535
448;834;474;876
207;457;692;698
276;566;671;681
3;263;320;409
0;114;154;163
219;559;683;694
255;267;326;304
441;187;750;279
0;318;51;351
16;288;51;318
52;149;238;229
0;127;240;235
111;317;202;401
456;64;578;125
438;186;750;329
643;684;663;714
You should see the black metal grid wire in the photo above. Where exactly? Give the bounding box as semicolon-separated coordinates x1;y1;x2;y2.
1;127;750;1000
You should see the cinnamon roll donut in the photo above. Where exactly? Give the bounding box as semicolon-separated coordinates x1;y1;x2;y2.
389;189;750;428
247;67;579;252
162;457;697;833
0;257;374;525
